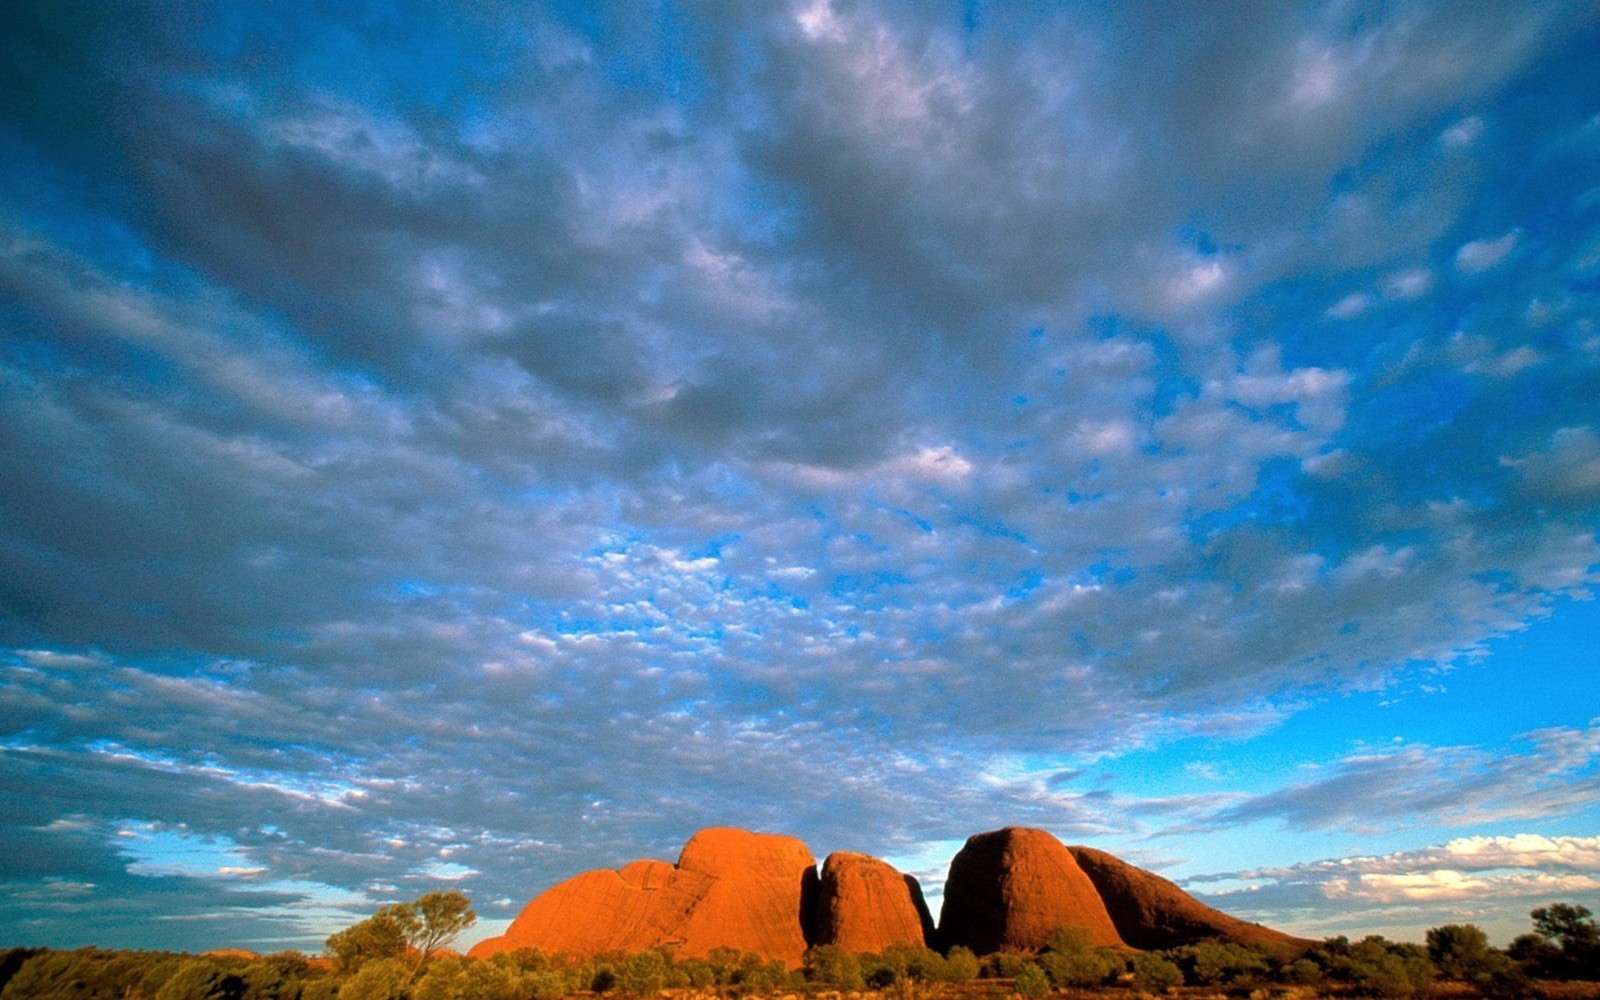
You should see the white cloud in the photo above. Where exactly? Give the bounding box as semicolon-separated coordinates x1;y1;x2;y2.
1327;291;1371;319
1455;229;1522;273
1440;116;1485;148
1464;343;1543;377
1504;426;1600;502
1383;267;1433;300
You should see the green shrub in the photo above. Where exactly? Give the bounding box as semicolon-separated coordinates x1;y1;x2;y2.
526;968;571;1000
803;944;863;989
155;959;247;1000
1285;957;1322;985
335;957;414;1000
615;949;670;993
1170;941;1270;986
1013;961;1050;998
942;945;980;983
415;958;532;1000
1128;952;1183;990
1037;947;1122;987
673;958;719;987
300;980;340;1000
983;950;1030;979
1343;937;1435;998
736;957;794;992
1037;924;1123;987
1044;926;1094;954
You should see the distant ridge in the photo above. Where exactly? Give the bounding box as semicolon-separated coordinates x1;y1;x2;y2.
473;825;1309;965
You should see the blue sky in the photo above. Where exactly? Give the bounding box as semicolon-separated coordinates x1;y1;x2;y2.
2;0;1599;954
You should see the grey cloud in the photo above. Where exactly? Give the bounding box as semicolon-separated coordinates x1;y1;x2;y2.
1190;833;1600;943
1217;723;1600;831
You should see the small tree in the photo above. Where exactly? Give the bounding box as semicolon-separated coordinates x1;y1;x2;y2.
402;891;477;966
326;891;476;976
1426;923;1494;980
327;910;408;973
1533;903;1599;952
1530;903;1600;979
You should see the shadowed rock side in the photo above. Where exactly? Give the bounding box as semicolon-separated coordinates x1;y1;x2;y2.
938;827;1125;953
468;828;817;966
1067;845;1315;954
814;852;935;952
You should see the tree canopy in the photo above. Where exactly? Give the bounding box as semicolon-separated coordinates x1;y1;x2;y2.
325;891;476;976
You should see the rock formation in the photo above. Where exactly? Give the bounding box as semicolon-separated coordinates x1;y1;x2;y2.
1067;844;1313;953
469;827;818;965
938;827;1125;953
672;827;820;962
474;825;1307;963
813;851;935;952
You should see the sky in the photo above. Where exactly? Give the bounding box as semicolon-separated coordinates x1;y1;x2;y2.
2;0;1600;956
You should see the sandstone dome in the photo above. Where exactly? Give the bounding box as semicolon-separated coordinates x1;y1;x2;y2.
814;851;935;952
938;827;1125;952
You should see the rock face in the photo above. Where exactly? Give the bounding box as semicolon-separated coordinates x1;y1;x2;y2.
673;827;820;962
814;851;935;952
469;827;818;966
1067;845;1313;953
938;827;1125;953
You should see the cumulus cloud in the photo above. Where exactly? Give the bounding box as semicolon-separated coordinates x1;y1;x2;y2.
1194;834;1600;940
1455;229;1522;273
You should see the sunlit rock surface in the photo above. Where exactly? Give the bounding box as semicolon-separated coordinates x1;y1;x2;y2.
938;827;1126;952
474;825;1308;962
468;827;817;965
814;851;935;952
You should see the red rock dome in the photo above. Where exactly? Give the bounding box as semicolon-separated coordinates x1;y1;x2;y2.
814;851;935;952
938;827;1125;953
469;827;817;966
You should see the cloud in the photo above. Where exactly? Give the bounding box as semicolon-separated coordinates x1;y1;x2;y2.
1216;723;1600;831
1382;267;1433;300
1327;292;1372;319
1440;116;1485;148
1506;427;1600;505
1193;834;1600;940
1455;229;1522;273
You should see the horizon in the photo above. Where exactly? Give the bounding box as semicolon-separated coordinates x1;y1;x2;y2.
3;0;1600;957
